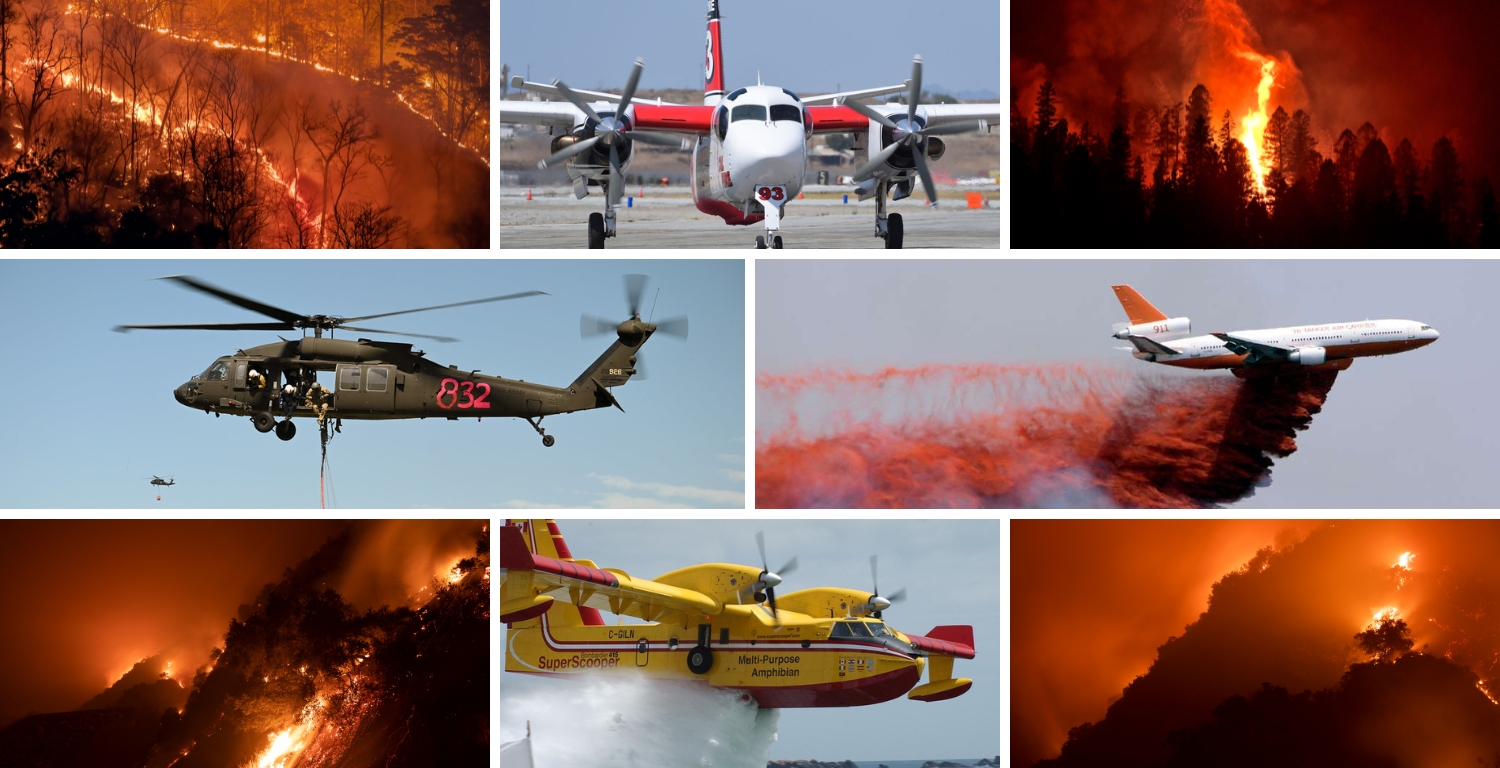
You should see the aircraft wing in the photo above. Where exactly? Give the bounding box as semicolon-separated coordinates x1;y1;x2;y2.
500;525;721;622
806;105;869;133
499;100;581;129
1126;335;1179;355
1212;332;1290;364
509;77;646;104
631;104;714;134
801;81;912;105
864;103;999;133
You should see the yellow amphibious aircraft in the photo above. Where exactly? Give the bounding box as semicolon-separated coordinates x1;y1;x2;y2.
500;520;975;707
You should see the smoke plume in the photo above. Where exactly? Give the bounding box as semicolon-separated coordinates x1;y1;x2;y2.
500;675;779;768
756;364;1337;508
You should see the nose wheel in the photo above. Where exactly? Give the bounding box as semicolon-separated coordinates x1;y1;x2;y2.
527;416;556;447
755;235;784;249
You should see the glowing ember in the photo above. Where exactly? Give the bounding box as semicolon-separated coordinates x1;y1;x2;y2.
1238;54;1276;192
1480;680;1500;706
1396;552;1415;569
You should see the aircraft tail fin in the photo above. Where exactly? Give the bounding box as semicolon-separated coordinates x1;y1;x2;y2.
568;333;649;413
704;0;725;105
501;520;605;627
1112;284;1169;324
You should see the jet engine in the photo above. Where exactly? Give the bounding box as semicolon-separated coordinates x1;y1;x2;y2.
1112;316;1191;341
1290;346;1327;365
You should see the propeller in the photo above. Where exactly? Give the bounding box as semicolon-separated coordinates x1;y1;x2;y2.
861;555;906;619
845;55;988;207
537;57;693;207
113;276;546;343
740;531;798;622
580;274;689;341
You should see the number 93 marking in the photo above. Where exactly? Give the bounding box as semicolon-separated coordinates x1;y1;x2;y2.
756;186;785;202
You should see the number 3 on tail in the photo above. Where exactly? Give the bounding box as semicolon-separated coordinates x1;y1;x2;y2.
435;378;490;409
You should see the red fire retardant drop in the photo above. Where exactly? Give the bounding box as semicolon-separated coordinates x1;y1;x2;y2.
756;364;1338;508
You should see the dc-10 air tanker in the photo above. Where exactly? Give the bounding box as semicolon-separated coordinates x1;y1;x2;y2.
1111;284;1439;377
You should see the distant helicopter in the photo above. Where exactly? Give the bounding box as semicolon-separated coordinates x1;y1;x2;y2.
149;476;176;487
115;275;686;447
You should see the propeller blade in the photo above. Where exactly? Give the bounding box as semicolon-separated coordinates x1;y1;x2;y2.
913;148;939;207
580;313;619;338
617;57;644;116
921;120;985;137
756;531;769;573
870;554;880;597
550;79;602;124
854;140;906;182
608;143;623;209
158;275;305;324
338;325;459;343
633;353;648;380
343;291;548;323
842;98;899;131
653;315;688;339
624;274;648;317
776;557;798;578
537;136;599;169
766;586;778;621
626;131;693;149
887;587;907;604
907;55;922;125
114;322;295;333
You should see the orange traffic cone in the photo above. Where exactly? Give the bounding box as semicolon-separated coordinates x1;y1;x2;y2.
797;192;804;199
639;186;644;198
526;187;532;200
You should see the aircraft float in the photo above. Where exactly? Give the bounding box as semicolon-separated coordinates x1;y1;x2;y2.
500;520;975;707
1112;284;1440;377
500;0;1001;249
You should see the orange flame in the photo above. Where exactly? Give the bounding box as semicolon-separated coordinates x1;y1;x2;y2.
1238;55;1276;192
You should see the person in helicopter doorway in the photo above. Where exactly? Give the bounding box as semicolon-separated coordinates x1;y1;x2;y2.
248;368;267;390
281;381;299;418
305;380;331;426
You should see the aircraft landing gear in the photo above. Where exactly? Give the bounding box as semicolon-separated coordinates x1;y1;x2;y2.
687;645;714;675
874;179;904;249
526;416;555;447
252;411;275;433
588;212;605;249
772;235;783;249
275;420;297;441
885;213;903;249
755;236;766;249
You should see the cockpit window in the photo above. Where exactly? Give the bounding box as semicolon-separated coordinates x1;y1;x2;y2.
769;104;801;123
831;621;875;638
203;361;229;381
732;104;766;122
867;621;892;637
1420;325;1432;330
726;87;748;101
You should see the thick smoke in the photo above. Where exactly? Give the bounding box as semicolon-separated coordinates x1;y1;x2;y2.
756;364;1337;508
1014;521;1500;768
1012;0;1500;180
500;675;779;768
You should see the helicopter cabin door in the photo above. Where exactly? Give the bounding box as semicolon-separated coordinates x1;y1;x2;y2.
334;364;396;414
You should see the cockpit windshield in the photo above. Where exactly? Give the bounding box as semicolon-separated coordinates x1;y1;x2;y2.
769;104;801;123
202;360;229;381
732;104;767;122
1420;325;1433;330
866;621;893;637
830;621;876;638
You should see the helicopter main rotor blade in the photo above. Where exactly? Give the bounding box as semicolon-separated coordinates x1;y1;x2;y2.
114;322;295;333
624;274;648;317
158;276;305;325
338;325;459;343
343;291;548;323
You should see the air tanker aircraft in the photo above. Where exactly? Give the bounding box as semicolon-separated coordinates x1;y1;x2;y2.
500;0;1001;249
1112;285;1439;377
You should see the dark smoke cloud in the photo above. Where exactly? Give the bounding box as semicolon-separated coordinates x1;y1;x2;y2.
756;364;1336;508
1013;521;1500;767
1012;0;1500;181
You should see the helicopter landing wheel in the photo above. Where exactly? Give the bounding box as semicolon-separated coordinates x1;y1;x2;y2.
542;434;555;448
275;420;297;441
252;411;275;433
755;236;766;249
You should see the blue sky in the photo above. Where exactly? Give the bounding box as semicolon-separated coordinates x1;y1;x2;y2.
498;0;1002;97
757;259;1500;508
0;259;745;509
499;518;1001;763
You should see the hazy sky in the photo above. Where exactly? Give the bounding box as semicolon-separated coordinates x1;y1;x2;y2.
499;518;1000;762
498;0;1002;97
757;259;1500;508
0;260;744;509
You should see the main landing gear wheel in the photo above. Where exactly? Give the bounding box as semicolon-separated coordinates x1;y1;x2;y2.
527;416;555;447
542;434;555;447
252;411;275;433
755;235;766;249
275;420;297;441
772;235;783;249
588;212;605;249
885;213;904;249
687;645;714;675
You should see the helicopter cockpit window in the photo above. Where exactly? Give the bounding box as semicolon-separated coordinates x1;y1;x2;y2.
202;361;229;381
366;367;389;392
339;366;361;391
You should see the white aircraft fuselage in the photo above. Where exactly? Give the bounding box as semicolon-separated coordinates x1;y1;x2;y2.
1133;319;1440;369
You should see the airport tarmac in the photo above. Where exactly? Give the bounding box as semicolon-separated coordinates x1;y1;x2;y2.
498;188;1001;249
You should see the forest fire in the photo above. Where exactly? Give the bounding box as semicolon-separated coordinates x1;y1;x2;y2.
757;363;1337;508
1013;521;1500;767
1238;55;1276;191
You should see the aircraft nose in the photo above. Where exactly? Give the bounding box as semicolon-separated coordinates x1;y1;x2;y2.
174;383;194;406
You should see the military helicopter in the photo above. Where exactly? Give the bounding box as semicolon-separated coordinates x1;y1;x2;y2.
115;275;687;447
149;476;176;487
